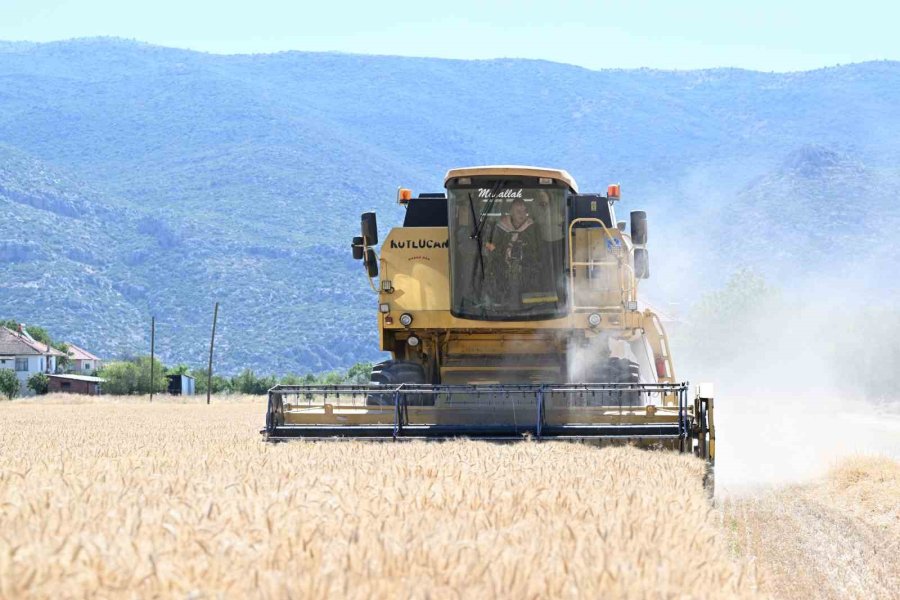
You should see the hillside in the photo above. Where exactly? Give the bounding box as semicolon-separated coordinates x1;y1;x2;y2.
1;38;898;373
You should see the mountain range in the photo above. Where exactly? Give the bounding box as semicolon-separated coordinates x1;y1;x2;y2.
1;38;897;374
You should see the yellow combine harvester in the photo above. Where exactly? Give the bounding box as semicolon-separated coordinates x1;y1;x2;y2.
264;166;714;478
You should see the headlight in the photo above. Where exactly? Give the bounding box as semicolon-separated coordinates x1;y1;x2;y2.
399;313;413;327
588;313;602;327
407;336;419;347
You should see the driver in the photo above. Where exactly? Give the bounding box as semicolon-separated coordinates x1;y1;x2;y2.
485;198;540;306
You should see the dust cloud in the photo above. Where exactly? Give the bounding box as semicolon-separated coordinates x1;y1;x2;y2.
657;236;900;495
558;194;899;495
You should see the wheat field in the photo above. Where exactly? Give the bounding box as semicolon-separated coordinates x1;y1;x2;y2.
2;395;897;599
0;394;759;599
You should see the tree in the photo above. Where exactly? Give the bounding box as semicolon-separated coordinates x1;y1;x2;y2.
169;363;190;376
279;373;305;385
318;370;345;385
680;268;779;372
0;320;51;345
27;372;49;395
132;356;169;395
53;342;71;371
346;362;373;384
0;369;19;400
191;368;233;394
99;362;139;395
232;369;277;395
277;364;371;387
25;324;51;345
54;342;70;369
99;356;168;395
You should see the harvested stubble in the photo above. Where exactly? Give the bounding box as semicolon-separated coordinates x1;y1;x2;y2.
725;455;900;600
0;396;757;598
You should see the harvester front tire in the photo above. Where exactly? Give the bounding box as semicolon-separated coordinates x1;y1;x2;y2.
611;357;641;405
366;361;431;406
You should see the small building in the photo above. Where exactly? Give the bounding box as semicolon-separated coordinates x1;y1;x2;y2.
167;374;196;396
66;343;103;374
48;374;105;395
0;326;66;392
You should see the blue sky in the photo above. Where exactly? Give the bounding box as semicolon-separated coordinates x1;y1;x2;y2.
1;0;896;71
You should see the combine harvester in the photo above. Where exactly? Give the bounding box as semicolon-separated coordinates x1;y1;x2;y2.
264;166;714;484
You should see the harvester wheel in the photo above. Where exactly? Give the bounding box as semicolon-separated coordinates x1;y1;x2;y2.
366;361;431;406
600;358;640;405
584;358;641;405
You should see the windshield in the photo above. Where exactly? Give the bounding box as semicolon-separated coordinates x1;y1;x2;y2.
447;182;568;320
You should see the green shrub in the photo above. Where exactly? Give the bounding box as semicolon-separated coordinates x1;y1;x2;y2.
27;372;49;395
191;369;233;394
231;369;277;395
346;362;373;384
278;373;305;386
99;362;139;395
99;356;168;395
0;369;19;400
318;370;345;385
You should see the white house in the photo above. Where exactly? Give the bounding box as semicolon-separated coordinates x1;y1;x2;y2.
0;326;65;392
66;343;103;374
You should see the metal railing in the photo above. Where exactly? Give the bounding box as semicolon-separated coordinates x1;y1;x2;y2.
567;217;636;311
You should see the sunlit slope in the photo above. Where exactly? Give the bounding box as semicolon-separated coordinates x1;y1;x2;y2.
1;40;899;373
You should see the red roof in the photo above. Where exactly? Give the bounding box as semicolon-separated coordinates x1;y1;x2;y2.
66;343;102;361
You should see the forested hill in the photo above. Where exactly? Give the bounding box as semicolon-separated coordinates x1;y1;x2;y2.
1;38;897;373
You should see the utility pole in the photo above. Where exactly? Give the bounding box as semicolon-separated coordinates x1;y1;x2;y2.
206;302;219;405
150;315;156;402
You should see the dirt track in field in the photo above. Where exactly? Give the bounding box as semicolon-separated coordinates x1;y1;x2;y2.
724;456;899;599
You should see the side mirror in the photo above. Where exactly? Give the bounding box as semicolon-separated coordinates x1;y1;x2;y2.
634;248;650;279
364;248;379;277
361;212;378;246
351;236;364;260
630;211;647;246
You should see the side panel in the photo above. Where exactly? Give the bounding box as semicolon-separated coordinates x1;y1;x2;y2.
380;226;451;312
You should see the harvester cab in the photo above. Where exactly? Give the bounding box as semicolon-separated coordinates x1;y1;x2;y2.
265;166;714;485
